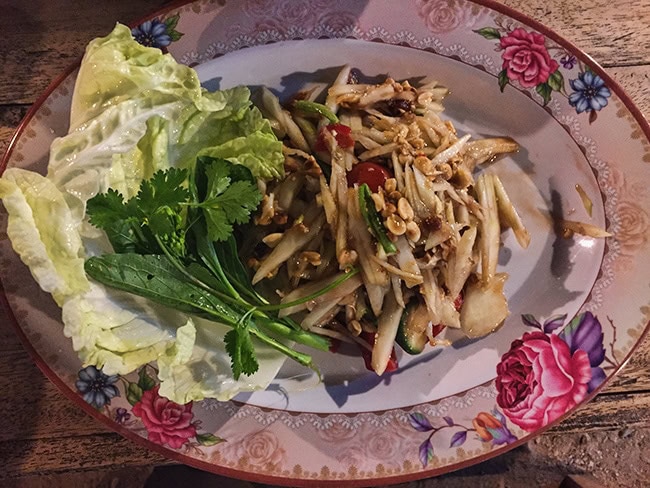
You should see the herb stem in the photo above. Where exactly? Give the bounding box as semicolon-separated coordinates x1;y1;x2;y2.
256;268;359;312
154;235;250;310
257;317;330;351
249;327;315;369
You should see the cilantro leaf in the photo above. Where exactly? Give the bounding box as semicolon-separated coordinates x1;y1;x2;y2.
198;158;262;241
86;188;130;229
87;168;190;256
86;189;148;253
215;181;262;224
224;326;259;379
203;158;233;197
137;168;189;217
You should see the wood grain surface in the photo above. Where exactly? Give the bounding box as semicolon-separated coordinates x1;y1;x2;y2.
1;1;649;487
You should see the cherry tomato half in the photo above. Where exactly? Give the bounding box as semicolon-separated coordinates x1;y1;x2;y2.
314;123;355;152
347;162;392;192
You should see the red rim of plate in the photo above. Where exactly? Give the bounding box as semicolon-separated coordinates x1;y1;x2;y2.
1;0;649;485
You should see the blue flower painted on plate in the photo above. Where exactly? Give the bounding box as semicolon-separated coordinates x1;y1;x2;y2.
568;71;612;113
75;365;120;409
131;19;172;48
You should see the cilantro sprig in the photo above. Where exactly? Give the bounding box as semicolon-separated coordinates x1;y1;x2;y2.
84;157;357;380
196;157;262;242
87;168;190;256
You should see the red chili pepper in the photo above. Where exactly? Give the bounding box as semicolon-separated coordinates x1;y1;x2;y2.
430;323;445;338
314;123;355;152
346;161;392;192
358;331;399;374
454;291;464;312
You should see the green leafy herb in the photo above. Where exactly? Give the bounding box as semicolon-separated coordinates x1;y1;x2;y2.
84;253;242;323
198;158;263;241
86;188;132;228
87;168;189;255
224;315;259;380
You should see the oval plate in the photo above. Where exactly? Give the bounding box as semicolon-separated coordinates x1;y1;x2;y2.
1;0;649;486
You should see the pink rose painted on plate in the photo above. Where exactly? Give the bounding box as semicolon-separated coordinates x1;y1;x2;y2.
409;312;617;468
497;312;611;431
132;385;198;448
495;331;591;430
79;366;224;450
499;28;559;88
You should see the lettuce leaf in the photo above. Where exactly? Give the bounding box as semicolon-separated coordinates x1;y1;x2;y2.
69;23;208;130
0;23;287;403
108;116;172;199
61;282;178;374
48;24;282;208
0;168;88;305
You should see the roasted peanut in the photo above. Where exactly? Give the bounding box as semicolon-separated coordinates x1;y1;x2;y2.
388;190;402;202
410;137;425;150
384;178;397;193
417;92;433;105
397;197;414;221
386;214;406;235
415;155;435;175
437;162;453;180
338;249;359;267
300;251;322;266
405;220;421;242
303;157;322;176
381;203;397;218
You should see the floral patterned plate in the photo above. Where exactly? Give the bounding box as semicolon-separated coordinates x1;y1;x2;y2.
2;0;650;486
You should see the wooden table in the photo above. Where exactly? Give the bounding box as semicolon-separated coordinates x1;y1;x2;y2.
1;1;649;487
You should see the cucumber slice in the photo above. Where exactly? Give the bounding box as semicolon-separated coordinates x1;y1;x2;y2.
395;300;430;354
